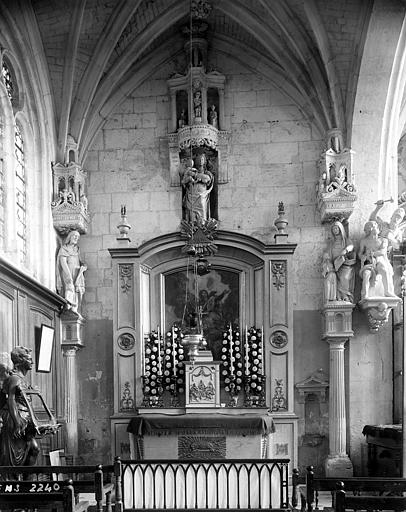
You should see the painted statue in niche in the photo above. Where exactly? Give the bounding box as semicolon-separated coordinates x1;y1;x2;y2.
56;230;87;315
358;220;397;300
322;221;356;303
181;153;214;222
165;268;239;359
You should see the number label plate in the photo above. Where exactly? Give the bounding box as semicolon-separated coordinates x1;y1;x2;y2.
0;481;61;493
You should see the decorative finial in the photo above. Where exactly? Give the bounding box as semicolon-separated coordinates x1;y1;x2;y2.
274;202;289;243
117;204;131;242
274;202;288;233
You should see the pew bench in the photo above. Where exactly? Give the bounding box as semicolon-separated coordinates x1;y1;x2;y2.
0;464;114;512
292;466;406;512
0;478;89;512
335;481;406;512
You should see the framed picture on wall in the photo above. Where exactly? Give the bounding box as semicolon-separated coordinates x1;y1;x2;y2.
36;324;55;373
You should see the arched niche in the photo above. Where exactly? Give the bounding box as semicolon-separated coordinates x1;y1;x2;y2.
138;233;265;361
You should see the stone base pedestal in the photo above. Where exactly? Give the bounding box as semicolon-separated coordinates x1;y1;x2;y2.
325;454;353;477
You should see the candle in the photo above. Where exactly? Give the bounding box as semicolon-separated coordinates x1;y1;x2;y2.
229;324;234;376
172;326;177;377
261;325;264;375
157;326;162;374
245;325;249;376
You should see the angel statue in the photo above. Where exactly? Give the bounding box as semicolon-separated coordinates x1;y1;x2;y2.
369;199;406;250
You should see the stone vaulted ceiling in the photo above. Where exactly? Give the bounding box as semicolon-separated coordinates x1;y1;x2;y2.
1;0;372;162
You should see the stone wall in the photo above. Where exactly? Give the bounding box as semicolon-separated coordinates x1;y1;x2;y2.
79;53;393;468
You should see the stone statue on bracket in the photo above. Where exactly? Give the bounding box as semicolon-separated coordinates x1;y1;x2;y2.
180;153;214;223
322;221;356;303
369;199;406;250
358;220;397;300
57;230;87;316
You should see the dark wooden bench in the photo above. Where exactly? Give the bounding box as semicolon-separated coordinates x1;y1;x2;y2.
0;478;89;512
335;481;406;512
0;464;114;512
292;466;406;511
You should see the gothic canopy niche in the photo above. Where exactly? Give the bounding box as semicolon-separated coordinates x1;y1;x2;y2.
51;137;90;235
166;0;230;191
316;129;357;223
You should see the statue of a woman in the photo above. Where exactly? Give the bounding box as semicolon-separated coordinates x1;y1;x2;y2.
209;105;218;128
57;230;87;314
181;154;213;222
0;347;39;466
324;221;356;302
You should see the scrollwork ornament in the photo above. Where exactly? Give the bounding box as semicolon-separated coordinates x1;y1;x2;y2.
270;330;288;349
120;264;133;293
117;333;135;350
120;381;135;411
272;261;286;290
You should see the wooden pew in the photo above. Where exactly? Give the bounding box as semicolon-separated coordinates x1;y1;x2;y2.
335;481;406;512
293;465;406;512
0;464;114;512
0;478;89;512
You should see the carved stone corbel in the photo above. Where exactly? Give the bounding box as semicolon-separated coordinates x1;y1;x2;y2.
359;297;401;332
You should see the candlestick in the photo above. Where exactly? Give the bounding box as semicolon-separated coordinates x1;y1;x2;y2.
172;326;177;377
245;325;249;376
229;324;234;376
261;325;264;375
157;326;162;374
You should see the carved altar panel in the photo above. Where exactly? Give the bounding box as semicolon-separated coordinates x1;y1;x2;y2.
178;435;226;459
270;260;288;327
118;263;136;329
185;362;220;408
270;352;288;412
118;353;136;413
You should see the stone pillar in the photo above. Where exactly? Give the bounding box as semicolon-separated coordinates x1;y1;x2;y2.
60;310;84;460
325;337;353;476
218;89;225;130
202;87;208;124
170;92;177;132
63;346;79;458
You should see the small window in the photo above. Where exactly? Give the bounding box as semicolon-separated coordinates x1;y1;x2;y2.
2;61;14;103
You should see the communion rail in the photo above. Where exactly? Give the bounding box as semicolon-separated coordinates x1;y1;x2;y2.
114;457;290;511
